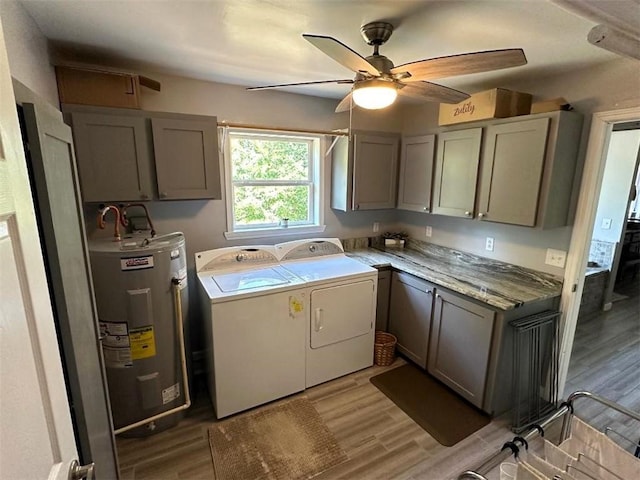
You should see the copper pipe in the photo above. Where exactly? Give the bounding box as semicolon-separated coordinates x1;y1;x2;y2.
122;203;156;237
97;205;121;241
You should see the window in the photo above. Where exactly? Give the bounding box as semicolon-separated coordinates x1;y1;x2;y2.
223;129;325;239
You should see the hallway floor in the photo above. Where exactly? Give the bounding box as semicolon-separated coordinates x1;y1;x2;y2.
564;275;640;444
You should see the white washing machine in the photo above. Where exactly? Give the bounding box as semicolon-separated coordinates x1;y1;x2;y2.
275;238;377;387
195;245;307;418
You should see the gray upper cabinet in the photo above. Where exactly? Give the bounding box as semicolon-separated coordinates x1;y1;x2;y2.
331;132;399;211
428;288;495;408
151;117;221;200
388;271;434;368
397;134;436;213
68;107;222;202
477;111;583;228
72;113;153;202
432;128;482;218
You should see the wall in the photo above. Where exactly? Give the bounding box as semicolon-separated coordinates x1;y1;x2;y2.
593;129;640;243
0;1;57;106
83;72;404;259
395;58;640;275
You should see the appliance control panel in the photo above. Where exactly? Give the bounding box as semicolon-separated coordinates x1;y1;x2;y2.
195;246;279;272
276;238;344;261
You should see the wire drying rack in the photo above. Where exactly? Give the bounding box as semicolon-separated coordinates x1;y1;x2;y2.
457;391;640;479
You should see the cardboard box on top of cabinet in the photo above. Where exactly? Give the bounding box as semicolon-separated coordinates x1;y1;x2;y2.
438;88;532;126
55;66;161;109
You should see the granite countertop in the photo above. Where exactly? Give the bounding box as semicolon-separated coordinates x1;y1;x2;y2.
344;239;563;311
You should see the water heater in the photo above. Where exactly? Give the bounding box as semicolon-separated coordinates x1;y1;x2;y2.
89;232;189;437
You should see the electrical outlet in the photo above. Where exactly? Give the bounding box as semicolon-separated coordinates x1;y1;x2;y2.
373;222;380;233
425;226;432;237
601;218;612;229
485;237;494;251
545;248;567;268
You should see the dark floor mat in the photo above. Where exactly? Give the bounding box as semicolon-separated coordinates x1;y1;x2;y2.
370;363;490;446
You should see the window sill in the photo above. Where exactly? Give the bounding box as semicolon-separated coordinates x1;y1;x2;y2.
223;224;327;241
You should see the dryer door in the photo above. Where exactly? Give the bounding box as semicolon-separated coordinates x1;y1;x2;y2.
310;279;375;349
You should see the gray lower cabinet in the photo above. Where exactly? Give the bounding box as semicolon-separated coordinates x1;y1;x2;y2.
397;134;436;213
68;107;221;202
432;128;482;218
375;269;391;331
388;271;434;368
331;132;400;211
428;288;495;408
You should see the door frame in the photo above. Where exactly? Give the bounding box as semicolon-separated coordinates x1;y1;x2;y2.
558;105;640;395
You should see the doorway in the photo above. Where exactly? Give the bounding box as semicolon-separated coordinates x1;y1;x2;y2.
558;107;640;442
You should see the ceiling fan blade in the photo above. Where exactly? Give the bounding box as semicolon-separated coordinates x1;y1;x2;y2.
247;79;353;90
335;91;354;113
303;34;380;76
391;49;527;82
398;81;470;104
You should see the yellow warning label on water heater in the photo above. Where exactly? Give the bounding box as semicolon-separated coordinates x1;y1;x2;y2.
129;326;156;360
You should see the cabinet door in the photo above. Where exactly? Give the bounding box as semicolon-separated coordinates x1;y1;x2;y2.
375;269;391;331
428;289;495;408
353;134;399;210
432;128;482;218
397;135;436;213
388;272;434;368
151;117;221;200
478;118;549;226
71;113;153;202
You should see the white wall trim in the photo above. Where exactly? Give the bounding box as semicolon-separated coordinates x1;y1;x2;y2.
558;105;640;397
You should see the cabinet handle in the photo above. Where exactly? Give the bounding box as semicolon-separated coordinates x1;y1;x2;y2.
435;293;441;299
355;204;360;210
464;211;471;216
140;193;149;200
426;289;432;295
423;206;429;211
479;212;486;218
160;192;168;199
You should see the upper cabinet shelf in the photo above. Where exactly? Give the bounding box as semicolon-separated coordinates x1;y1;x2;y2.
65;105;221;202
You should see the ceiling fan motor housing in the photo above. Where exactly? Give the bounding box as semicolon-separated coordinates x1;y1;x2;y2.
360;21;394;46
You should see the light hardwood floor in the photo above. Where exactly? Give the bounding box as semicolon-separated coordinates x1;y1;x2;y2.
116;281;639;479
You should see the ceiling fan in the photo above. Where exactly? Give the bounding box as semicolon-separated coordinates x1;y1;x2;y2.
247;21;527;112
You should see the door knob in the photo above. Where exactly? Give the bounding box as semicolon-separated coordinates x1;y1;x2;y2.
68;460;95;480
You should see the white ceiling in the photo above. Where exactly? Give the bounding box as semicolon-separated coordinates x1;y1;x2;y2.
18;0;640;100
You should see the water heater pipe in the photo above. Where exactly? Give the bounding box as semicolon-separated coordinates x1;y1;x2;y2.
97;205;122;241
114;277;191;435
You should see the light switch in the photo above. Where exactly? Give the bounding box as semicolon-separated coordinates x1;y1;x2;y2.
425;226;432;237
601;218;612;229
545;248;567;268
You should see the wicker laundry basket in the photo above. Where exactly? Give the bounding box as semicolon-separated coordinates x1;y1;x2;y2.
374;331;397;366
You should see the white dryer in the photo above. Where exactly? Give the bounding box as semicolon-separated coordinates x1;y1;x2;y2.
276;239;377;387
195;246;307;418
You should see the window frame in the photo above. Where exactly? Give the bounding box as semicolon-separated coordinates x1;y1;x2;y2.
222;127;326;240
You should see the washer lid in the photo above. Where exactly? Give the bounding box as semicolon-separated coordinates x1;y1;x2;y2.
212;267;290;292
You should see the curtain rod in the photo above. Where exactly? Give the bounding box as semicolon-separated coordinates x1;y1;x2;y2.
217;121;349;136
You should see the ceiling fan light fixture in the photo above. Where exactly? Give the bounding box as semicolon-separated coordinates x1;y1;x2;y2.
352;79;398;109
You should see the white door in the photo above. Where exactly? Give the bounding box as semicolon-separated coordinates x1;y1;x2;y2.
0;24;81;480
